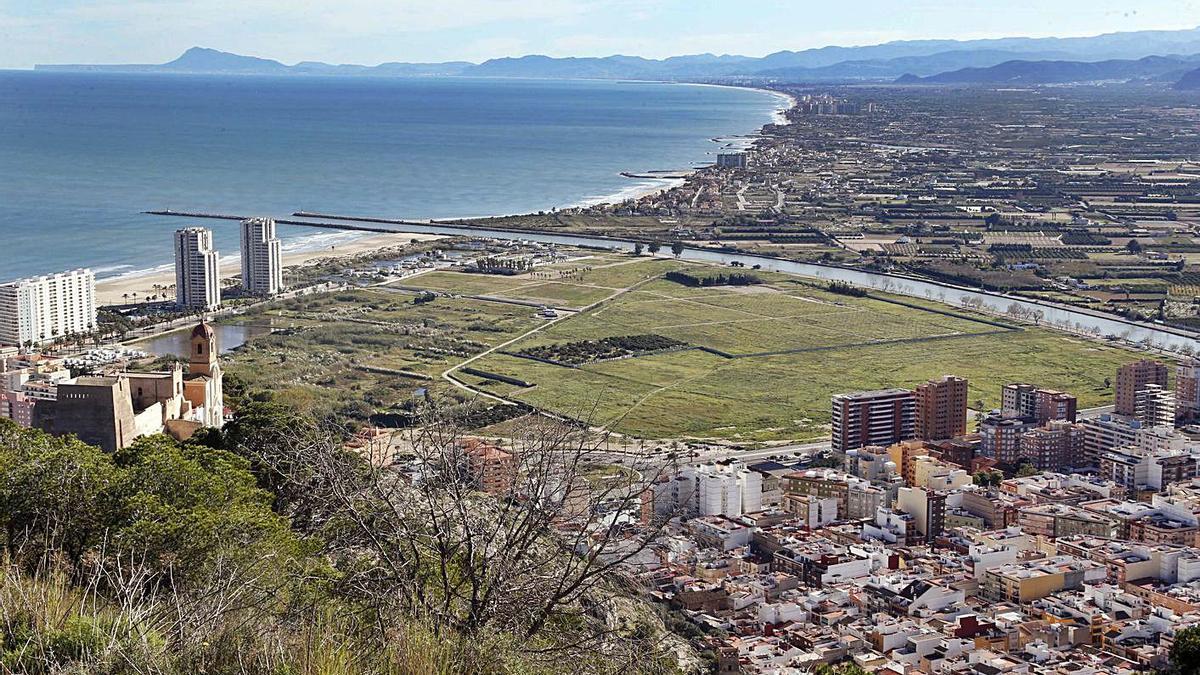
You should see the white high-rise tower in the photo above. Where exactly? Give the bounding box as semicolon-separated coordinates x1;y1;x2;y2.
239;217;283;296
174;227;221;311
0;269;96;348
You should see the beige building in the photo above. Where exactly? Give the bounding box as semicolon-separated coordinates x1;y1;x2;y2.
980;556;1106;604
40;321;224;451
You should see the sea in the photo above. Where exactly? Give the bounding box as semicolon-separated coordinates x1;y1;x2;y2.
0;72;786;283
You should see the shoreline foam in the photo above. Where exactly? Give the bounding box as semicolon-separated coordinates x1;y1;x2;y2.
94;82;787;305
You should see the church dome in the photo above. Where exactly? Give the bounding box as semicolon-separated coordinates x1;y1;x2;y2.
191;321;215;340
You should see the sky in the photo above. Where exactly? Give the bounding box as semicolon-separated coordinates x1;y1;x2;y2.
1;0;1198;69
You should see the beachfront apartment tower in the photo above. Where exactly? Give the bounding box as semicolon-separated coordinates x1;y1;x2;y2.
240;217;283;296
174;227;221;312
0;269;96;348
831;388;916;453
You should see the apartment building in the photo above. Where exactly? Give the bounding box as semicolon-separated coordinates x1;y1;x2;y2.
174;227;221;311
914;375;968;441
978;413;1035;465
1020;420;1084;472
831;388;915;452
240;217;283;296
1002;382;1078;423
0;269;95;347
1116;360;1168;417
1134;384;1176;428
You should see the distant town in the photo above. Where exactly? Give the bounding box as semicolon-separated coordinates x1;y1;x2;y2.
8;54;1200;671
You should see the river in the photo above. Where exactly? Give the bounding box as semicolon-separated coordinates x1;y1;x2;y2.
133;322;277;358
300;217;1200;354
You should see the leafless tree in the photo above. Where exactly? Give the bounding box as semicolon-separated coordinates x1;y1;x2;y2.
232;403;684;667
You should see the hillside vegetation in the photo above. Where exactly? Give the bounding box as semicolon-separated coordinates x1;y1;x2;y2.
0;405;683;674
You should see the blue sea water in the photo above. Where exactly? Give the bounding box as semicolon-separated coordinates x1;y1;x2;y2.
0;72;782;282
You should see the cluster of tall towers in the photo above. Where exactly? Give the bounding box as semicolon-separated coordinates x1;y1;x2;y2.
174;217;283;311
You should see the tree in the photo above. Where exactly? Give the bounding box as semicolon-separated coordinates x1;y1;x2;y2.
1171;625;1200;675
632;242;644;256
647;242;661;255
230;404;679;654
670;241;684;257
1126;238;1143;254
0;421;121;563
112;435;300;585
973;470;1003;487
815;664;870;675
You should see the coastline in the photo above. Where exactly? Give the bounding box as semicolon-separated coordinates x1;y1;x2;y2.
92;81;787;307
567;83;792;208
94;232;440;306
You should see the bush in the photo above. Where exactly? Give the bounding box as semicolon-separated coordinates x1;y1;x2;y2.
827;280;867;297
515;334;686;365
664;271;763;287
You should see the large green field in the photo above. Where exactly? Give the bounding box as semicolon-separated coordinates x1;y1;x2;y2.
460;259;1147;441
398;254;686;310
219;255;1153;443
218;288;544;418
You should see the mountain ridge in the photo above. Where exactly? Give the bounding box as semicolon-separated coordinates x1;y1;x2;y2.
896;54;1200;85
32;26;1200;83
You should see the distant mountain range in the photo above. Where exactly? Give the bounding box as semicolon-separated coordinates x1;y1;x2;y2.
1177;67;1200;90
32;26;1200;88
897;54;1200;85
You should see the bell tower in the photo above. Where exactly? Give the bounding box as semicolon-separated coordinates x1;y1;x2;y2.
189;321;218;378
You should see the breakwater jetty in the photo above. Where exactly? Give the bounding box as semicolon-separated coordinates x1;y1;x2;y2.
144;210;408;234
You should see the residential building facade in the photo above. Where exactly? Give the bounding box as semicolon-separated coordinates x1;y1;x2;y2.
174;227;222;311
240;217;283;296
0;270;96;347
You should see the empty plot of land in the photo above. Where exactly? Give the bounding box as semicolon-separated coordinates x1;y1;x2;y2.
470;274;1141;441
398;258;690;309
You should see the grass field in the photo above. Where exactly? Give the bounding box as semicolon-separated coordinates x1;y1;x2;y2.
220;289;545;418
221;255;1155;443
398;255;690;309
461;263;1149;441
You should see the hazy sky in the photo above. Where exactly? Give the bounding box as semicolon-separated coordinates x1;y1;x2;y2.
2;0;1197;69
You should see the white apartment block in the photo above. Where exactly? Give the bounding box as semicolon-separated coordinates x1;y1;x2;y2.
1135;384;1177;428
654;463;764;518
240;217;283;296
174;227;221;311
0;269;96;347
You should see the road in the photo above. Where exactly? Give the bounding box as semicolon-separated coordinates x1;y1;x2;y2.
438;260;661;406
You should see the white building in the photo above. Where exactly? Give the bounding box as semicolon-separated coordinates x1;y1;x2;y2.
0;270;96;347
1135;384;1177;428
174;227;221;311
862;507;913;545
653;462;765;518
240;217;283;296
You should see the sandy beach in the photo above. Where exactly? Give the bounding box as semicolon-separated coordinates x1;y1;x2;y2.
95;232;442;306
